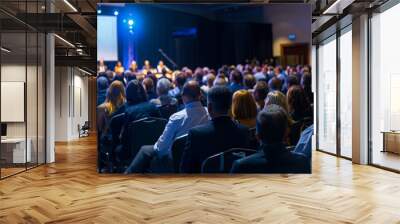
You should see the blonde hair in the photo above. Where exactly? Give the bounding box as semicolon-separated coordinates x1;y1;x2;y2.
231;90;257;120
105;81;126;115
265;91;289;112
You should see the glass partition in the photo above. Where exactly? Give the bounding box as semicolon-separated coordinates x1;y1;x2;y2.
0;1;46;179
339;27;352;158
317;35;337;154
370;3;400;171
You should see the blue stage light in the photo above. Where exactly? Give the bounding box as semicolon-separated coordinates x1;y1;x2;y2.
129;26;133;30
123;19;127;23
128;19;134;26
114;10;119;16
97;9;102;14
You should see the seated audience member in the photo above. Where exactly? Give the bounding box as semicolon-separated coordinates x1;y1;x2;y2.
180;86;250;173
268;77;282;92
293;125;313;160
253;66;265;81
142;77;157;100
264;90;289;113
169;72;187;99
287;75;299;90
243;74;256;90
231;105;310;173
201;73;216;95
253;81;268;111
114;61;125;74
214;75;228;87
125;80;161;122
231;90;257;128
193;67;205;84
124;81;209;173
106;70;114;83
151;78;177;106
97;81;126;135
301;72;313;104
97;76;109;106
113;70;126;86
229;70;244;93
287;85;313;122
124;70;136;83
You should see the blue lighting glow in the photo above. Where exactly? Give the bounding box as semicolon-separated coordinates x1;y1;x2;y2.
128;19;134;26
97;9;102;14
129;26;133;29
114;10;119;16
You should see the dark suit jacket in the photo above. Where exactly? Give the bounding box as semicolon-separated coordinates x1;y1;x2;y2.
125;102;161;122
180;116;249;173
230;143;310;174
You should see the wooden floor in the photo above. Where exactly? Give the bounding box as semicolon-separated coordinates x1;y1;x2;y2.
1;135;400;223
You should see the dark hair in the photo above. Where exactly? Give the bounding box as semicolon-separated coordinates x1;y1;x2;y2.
97;76;109;91
207;86;232;114
253;81;268;101
175;72;187;87
268;77;282;91
287;85;310;118
287;75;299;88
126;80;148;105
142;77;154;92
230;69;243;84
243;74;256;89
256;104;289;144
301;73;313;103
182;80;201;101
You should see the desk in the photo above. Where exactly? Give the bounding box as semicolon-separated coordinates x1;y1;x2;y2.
1;138;31;164
381;131;400;154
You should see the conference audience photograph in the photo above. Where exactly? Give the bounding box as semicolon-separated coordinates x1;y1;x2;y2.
96;3;313;174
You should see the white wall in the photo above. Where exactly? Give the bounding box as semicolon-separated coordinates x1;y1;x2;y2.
55;67;89;141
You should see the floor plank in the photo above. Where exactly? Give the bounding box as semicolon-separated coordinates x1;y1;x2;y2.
1;135;400;223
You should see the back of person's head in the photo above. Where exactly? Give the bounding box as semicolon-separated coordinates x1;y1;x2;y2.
157;78;172;96
206;73;216;87
265;90;288;112
269;77;282;91
229;69;243;84
287;85;310;115
175;72;187;87
214;76;227;86
253;81;268;102
256;104;289;145
182;80;201;103
232;90;257;121
301;72;311;89
193;68;204;83
105;80;125;114
243;74;256;89
207;86;232;117
126;80;148;105
142;77;154;92
97;76;109;91
287;75;299;88
106;70;114;81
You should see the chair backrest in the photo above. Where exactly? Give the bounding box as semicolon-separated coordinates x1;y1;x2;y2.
109;113;126;145
158;103;178;120
248;127;259;150
171;134;188;173
125;117;168;162
201;148;256;173
289;120;304;146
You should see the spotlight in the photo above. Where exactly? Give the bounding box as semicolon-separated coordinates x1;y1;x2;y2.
97;9;102;14
114;10;119;16
129;26;133;29
123;19;127;23
128;19;134;26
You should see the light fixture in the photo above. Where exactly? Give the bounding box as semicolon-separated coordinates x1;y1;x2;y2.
114;10;119;16
78;67;92;76
54;34;75;48
63;0;78;12
128;19;134;26
1;47;11;53
97;9;102;14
